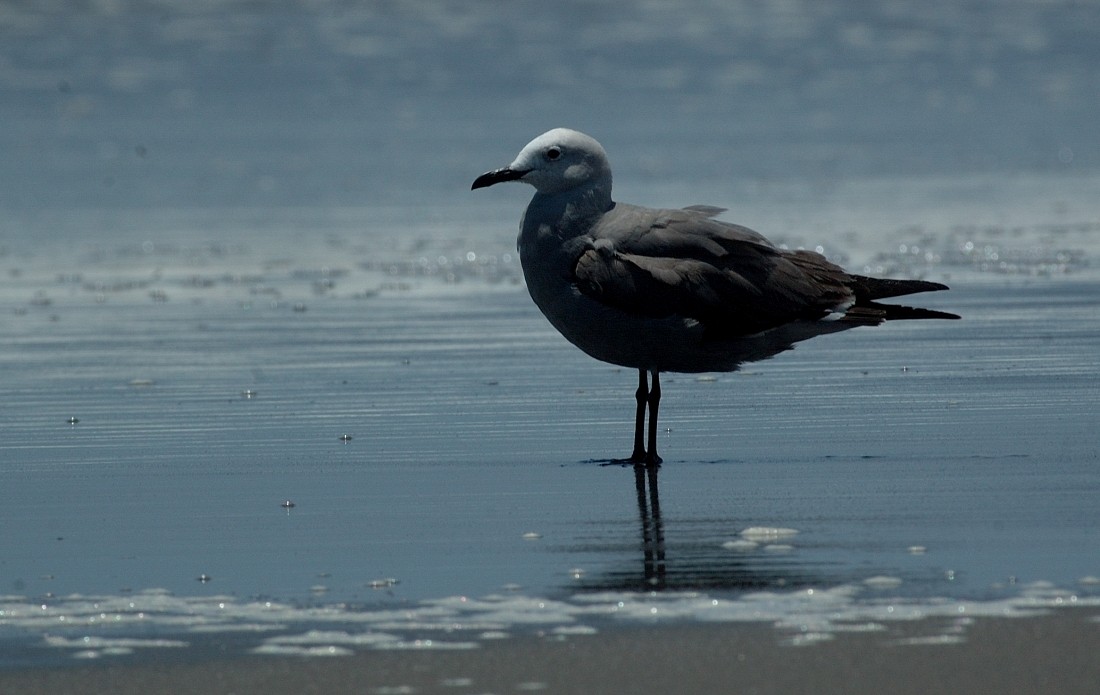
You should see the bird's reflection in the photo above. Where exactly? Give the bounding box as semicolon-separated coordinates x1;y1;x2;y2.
570;465;821;594
634;464;666;589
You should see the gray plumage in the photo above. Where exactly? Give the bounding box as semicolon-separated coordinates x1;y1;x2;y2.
473;128;958;464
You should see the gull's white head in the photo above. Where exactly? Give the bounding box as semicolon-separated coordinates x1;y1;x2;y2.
472;128;612;196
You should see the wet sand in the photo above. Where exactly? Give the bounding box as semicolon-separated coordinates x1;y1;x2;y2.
5;610;1099;695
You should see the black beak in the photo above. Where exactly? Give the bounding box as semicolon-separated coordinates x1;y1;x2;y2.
471;167;529;190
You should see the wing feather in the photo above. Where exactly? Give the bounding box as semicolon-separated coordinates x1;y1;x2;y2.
574;205;856;337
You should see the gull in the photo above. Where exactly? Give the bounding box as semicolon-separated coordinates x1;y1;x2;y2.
472;128;958;466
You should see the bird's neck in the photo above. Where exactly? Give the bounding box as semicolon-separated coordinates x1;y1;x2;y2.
526;183;612;240
517;187;610;285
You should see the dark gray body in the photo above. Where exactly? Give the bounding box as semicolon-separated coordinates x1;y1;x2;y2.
517;198;953;373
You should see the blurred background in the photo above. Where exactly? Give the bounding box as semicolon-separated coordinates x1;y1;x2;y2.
1;0;1095;222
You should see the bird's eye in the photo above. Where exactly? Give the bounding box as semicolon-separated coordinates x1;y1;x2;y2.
546;146;562;161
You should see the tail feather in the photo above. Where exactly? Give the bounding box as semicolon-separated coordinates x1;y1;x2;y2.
850;300;961;321
851;275;949;301
843;275;960;321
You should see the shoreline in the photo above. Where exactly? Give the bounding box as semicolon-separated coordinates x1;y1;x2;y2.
5;609;1099;694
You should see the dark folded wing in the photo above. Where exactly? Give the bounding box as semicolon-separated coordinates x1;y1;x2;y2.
574;205;856;337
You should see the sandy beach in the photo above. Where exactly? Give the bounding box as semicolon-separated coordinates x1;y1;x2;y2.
4;610;1099;694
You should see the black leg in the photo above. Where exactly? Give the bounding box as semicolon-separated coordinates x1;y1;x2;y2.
646;371;662;466
630;368;648;462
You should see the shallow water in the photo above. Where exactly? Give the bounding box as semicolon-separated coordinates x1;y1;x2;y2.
2;0;1099;667
2;232;1099;662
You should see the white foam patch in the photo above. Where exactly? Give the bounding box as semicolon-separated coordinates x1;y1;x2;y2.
550;625;599;636
4;580;1098;660
261;630;402;647
44;635;189;650
721;539;759;552
42;634;188;659
374;640;481;651
252;644;355;657
740;527;799;541
863;576;904;590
